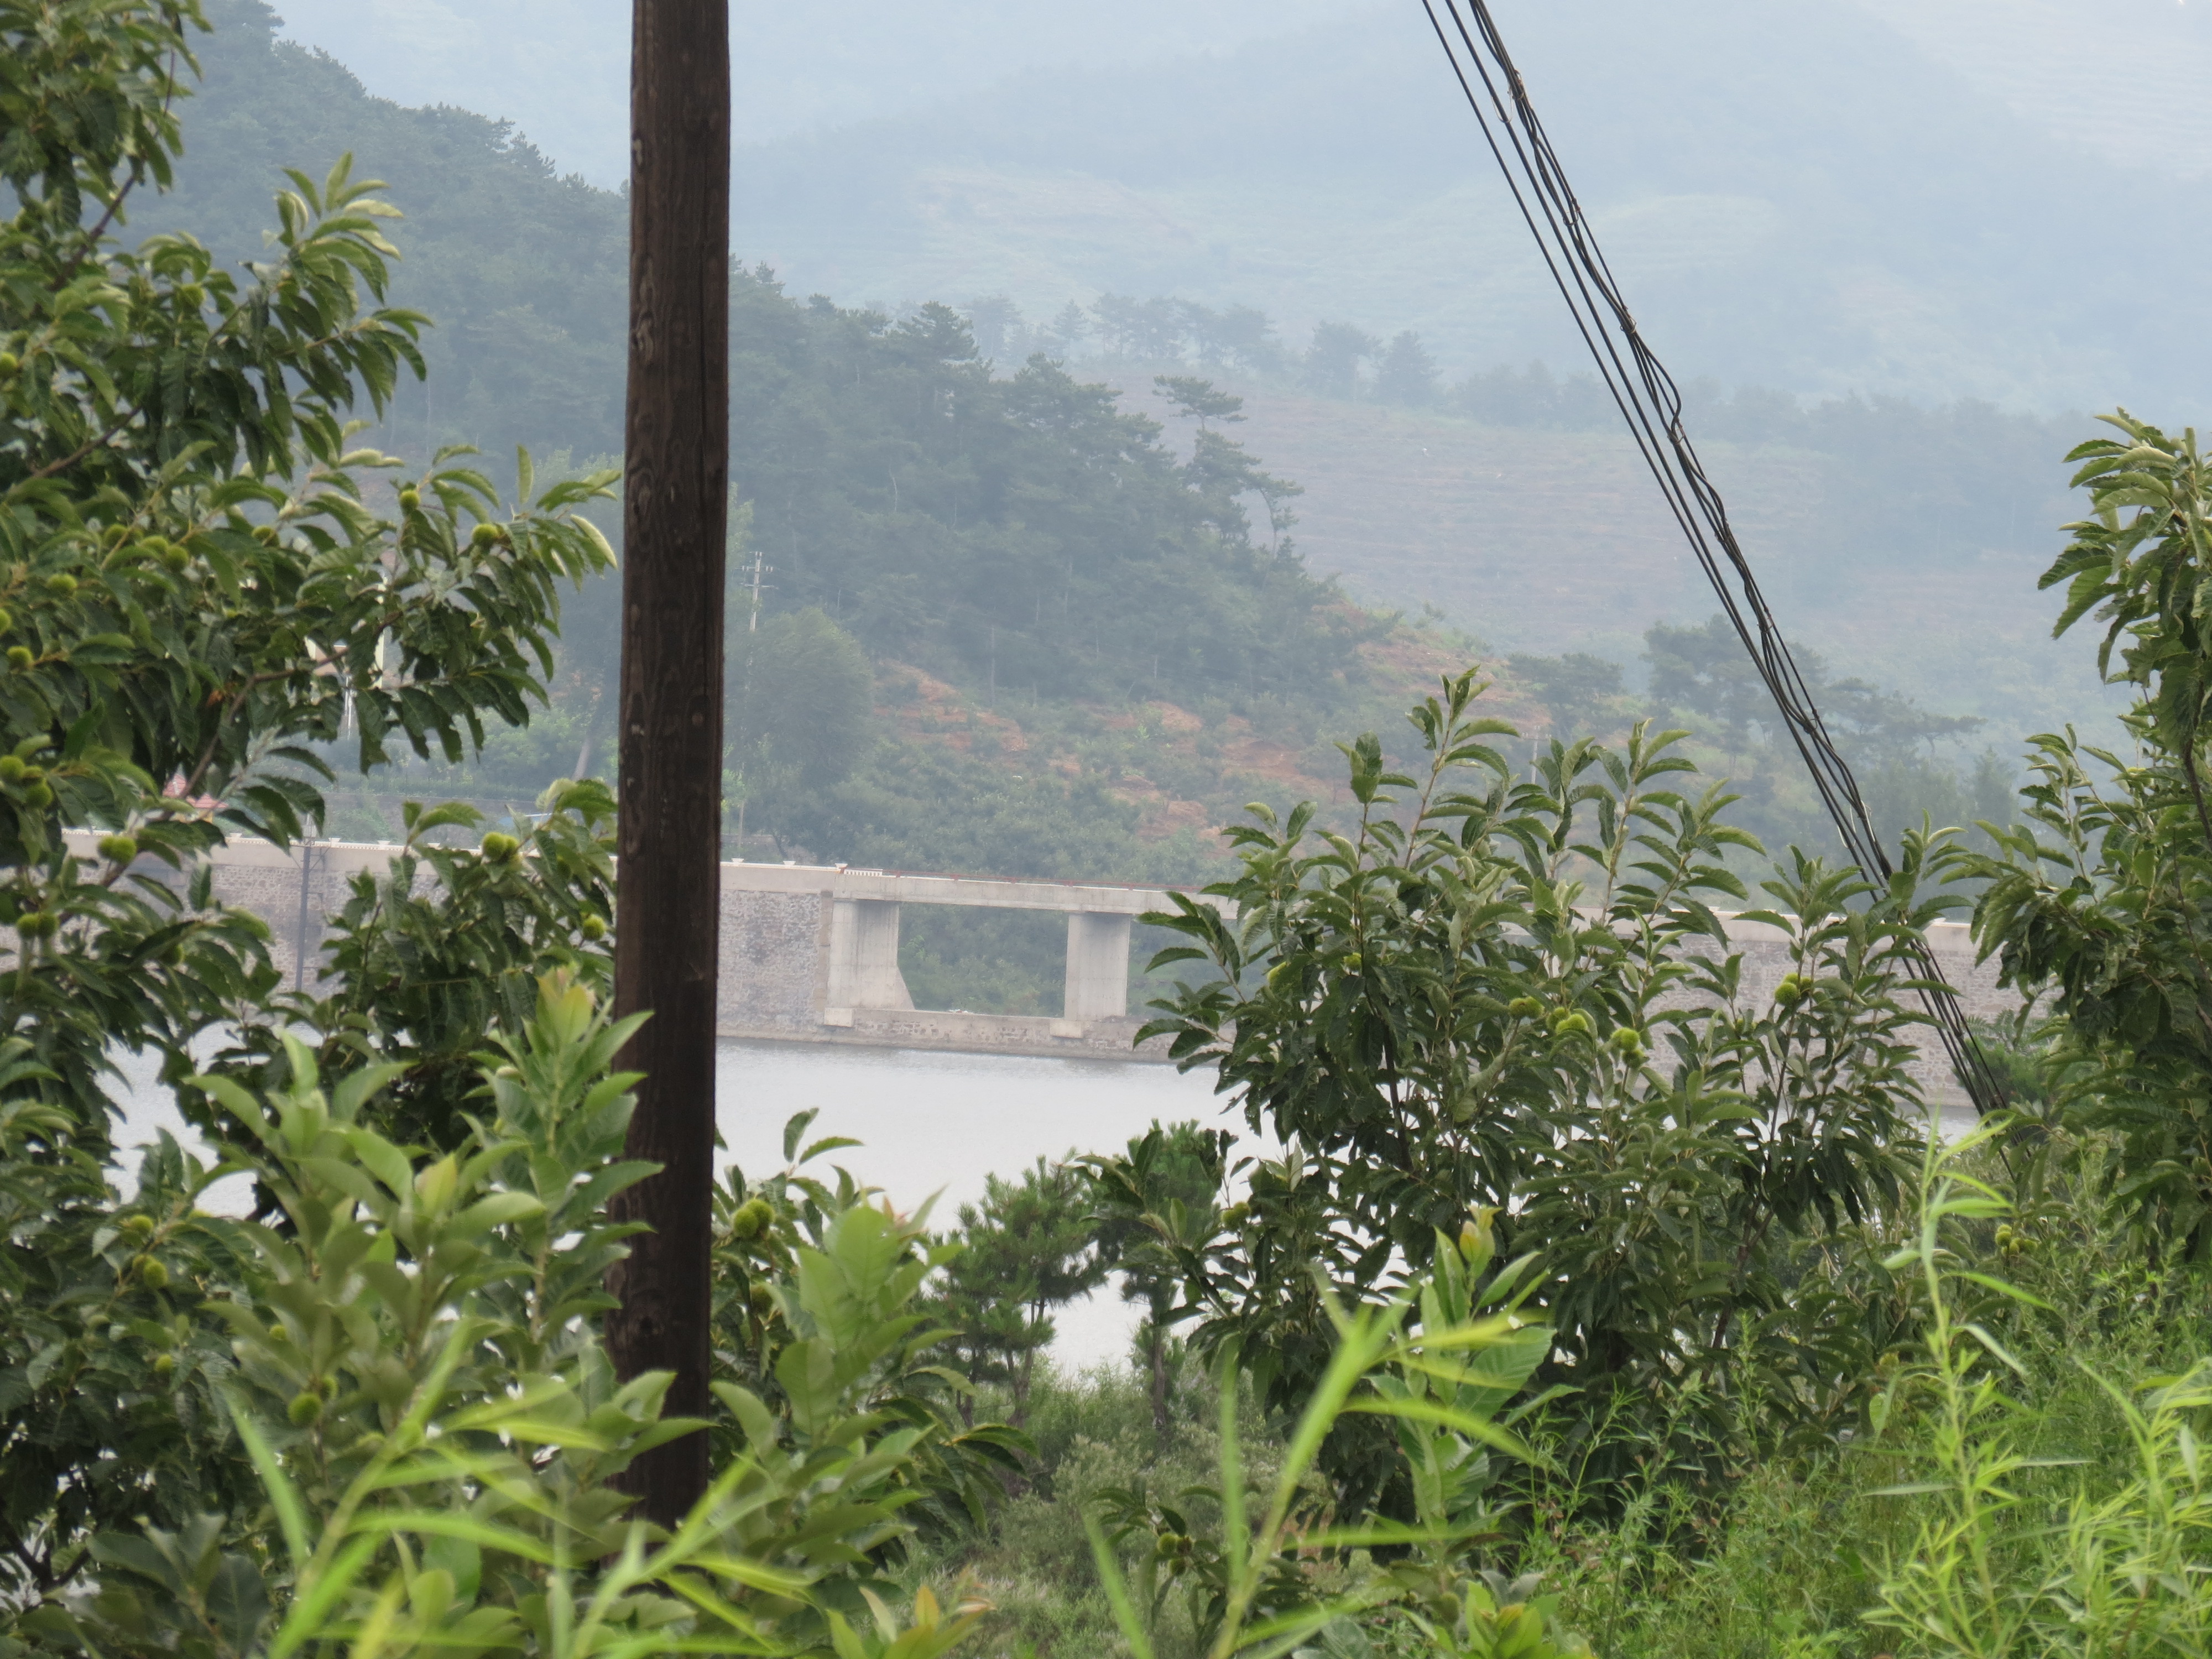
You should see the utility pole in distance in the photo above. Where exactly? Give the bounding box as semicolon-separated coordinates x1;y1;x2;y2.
607;0;729;1528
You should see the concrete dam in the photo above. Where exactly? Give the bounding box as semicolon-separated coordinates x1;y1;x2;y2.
138;837;1188;1061
99;836;2016;1087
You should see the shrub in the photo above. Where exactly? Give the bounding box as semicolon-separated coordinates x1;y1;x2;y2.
1865;1120;2212;1659
2;975;993;1658
1129;669;1940;1507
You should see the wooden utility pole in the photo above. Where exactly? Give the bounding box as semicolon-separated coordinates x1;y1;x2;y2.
607;0;729;1527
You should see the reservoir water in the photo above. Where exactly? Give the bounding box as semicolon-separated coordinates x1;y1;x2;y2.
114;1039;1239;1371
718;1041;1237;1366
111;1037;1978;1373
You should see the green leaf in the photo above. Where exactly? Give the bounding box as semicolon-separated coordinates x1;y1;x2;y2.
221;1394;310;1574
1083;1514;1161;1659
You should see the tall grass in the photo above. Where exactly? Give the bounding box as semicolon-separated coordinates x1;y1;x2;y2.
1522;1121;2212;1659
915;1122;2212;1659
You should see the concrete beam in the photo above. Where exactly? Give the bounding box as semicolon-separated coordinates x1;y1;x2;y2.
1063;912;1132;1022
719;858;1200;917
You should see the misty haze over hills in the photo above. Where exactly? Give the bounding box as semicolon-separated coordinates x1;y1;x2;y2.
267;0;2212;415
264;0;1364;178
148;0;2160;764
157;0;2167;813
1855;0;2212;181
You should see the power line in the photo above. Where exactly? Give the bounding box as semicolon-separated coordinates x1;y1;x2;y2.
1418;0;2004;1115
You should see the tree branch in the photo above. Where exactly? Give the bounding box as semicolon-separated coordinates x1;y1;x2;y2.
8;417;134;493
2184;732;2212;860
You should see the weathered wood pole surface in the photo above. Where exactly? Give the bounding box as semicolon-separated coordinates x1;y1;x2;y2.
607;0;730;1527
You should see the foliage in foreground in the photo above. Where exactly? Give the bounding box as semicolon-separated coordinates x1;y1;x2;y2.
0;0;628;1606
1133;671;1939;1504
222;780;620;1154
8;8;2212;1656
1943;415;2212;1260
706;1111;1034;1537
0;0;616;1129
1086;1219;1585;1659
3;979;991;1658
893;1113;2212;1659
1863;1121;2212;1658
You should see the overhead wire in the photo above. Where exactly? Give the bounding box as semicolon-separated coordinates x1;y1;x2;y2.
1418;0;2005;1115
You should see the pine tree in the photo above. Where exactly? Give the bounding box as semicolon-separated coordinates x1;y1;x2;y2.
1376;328;1440;407
932;1157;1109;1425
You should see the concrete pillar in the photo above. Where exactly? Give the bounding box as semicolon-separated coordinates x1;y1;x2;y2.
1063;911;1132;1022
825;898;914;1012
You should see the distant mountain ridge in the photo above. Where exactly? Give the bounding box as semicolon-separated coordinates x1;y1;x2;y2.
258;0;1369;185
1850;0;2212;181
728;0;2210;416
157;0;2133;758
265;1;2212;195
244;1;2212;416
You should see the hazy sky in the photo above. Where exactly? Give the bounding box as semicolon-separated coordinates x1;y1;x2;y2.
266;0;1367;184
1854;0;2212;178
267;0;2212;188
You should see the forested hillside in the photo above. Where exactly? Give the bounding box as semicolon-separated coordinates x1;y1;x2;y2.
143;0;2071;1014
1118;366;2113;737
158;0;627;465
145;0;1480;887
644;273;1467;890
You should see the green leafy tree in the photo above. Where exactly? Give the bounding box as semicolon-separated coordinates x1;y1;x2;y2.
1084;1119;1231;1436
1646;613;1985;767
1942;413;2212;1258
1038;299;1089;357
1643;616;1770;757
1127;669;1937;1508
1375;331;1439;408
1182;301;1284;376
1645;613;1992;855
2041;414;2212;833
1185;429;1305;555
963;293;1024;364
0;0;615;1601
728;280;1371;718
4;978;993;1658
1304;321;1381;401
1816;675;1985;768
726;606;872;853
210;780;619;1153
1866;1120;2212;1659
1505;651;1624;738
1156;375;1247;430
707;1108;1031;1536
0;11;1006;1651
0;1045;264;1606
1091;294;1185;361
1088;1226;1587;1659
0;0;614;1123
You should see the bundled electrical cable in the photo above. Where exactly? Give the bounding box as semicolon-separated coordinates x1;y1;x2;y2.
1419;0;2004;1114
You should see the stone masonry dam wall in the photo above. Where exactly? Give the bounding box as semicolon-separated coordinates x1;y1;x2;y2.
66;836;2015;1091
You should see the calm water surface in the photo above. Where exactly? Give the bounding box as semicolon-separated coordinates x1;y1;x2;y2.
114;1039;1239;1369
716;1041;1240;1367
113;1039;1976;1370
